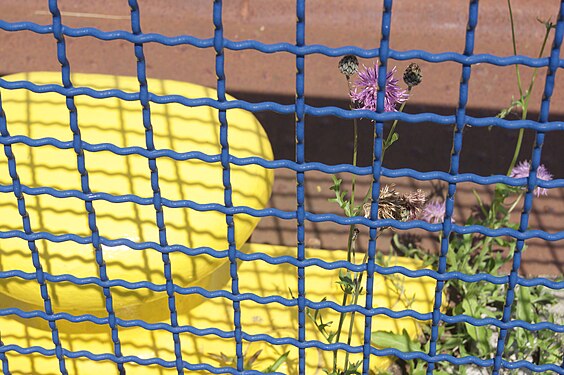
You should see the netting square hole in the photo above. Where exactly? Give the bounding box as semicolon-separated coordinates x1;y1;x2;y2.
390;1;467;54
143;43;217;87
305;2;382;49
250;167;297;247
66;37;138;78
56;1;130;31
136;0;211;39
6;194;90;238
5;144;82;192
223;1;294;44
224;49;295;103
518;239;564;277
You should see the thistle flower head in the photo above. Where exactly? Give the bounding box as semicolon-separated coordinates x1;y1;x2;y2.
363;186;427;223
350;62;409;112
510;160;553;197
404;189;427;220
338;55;359;77
420;200;452;224
403;62;423;88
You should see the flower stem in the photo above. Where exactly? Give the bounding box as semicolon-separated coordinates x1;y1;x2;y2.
507;0;524;99
507;192;524;214
332;290;350;372
523;23;553;111
505;6;552;177
333;76;361;372
351;119;358;208
343;252;368;370
382;87;412;161
505;0;523;176
506;128;524;176
360;85;414;209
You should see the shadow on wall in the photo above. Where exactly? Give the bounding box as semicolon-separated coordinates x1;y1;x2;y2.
252;169;564;277
232;91;563;277
232;90;564;178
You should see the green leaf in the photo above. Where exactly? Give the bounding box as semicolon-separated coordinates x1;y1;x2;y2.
330;175;342;191
471;189;488;218
336;270;355;293
493;237;506;246
462;299;490;354
516;286;534;322
371;329;422;352
263;351;290;373
385;132;399;149
504;332;515;350
446;248;458;270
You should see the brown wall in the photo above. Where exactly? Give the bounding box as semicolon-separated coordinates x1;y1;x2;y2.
1;0;562;172
1;1;562;275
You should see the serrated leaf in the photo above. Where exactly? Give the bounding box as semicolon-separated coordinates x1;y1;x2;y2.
330;175;342;190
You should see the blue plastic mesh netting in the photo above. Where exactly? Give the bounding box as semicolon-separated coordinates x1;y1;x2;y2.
0;0;563;374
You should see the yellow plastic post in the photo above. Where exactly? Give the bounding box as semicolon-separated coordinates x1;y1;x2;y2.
0;72;273;312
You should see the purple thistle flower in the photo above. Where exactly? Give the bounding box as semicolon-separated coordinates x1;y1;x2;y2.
510;160;553;197
420;200;453;224
350;62;409;112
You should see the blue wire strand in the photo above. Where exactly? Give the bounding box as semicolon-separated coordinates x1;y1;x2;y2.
47;1;125;373
212;0;244;371
1;180;563;242
0;236;562;289
426;1;479;374
0;343;284;375
493;2;564;373
2;77;563;132
295;0;307;373
2;131;564;188
0;341;563;374
1;294;563;335
0;348;7;374
128;1;184;373
361;0;392;373
2;19;564;67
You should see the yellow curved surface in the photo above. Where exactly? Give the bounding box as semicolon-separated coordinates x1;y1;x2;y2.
0;244;440;374
0;72;274;312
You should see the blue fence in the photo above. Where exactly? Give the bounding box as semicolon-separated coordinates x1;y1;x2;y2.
0;0;563;374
